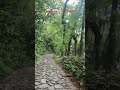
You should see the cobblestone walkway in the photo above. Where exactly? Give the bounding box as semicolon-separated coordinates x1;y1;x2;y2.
35;54;79;90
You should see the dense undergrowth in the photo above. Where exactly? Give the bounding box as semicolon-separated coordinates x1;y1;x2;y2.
55;55;120;90
0;0;34;80
86;70;120;90
54;55;85;85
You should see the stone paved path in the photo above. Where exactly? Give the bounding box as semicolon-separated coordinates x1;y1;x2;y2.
35;54;79;90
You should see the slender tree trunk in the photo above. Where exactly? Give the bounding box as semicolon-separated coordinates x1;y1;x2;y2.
73;35;77;55
67;34;72;56
79;7;85;56
62;0;69;56
74;38;77;55
79;29;84;56
63;24;66;55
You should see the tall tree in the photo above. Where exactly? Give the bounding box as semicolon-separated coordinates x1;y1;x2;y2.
103;0;118;72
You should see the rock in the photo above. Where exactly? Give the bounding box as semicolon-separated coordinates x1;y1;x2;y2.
35;82;40;85
50;80;56;84
55;85;63;89
38;84;48;89
47;81;54;86
48;86;54;90
41;79;46;83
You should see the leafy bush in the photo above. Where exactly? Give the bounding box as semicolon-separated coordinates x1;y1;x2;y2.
59;55;85;84
0;0;34;79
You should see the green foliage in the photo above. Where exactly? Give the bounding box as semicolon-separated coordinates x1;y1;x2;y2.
60;55;85;84
86;71;120;90
35;0;85;58
35;0;47;60
0;0;34;79
35;0;85;85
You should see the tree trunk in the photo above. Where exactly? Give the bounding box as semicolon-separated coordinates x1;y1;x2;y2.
73;35;77;55
62;0;69;56
103;0;118;72
67;34;72;56
79;8;85;56
79;29;84;56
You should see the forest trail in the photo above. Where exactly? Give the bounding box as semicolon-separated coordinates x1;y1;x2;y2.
35;54;80;90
